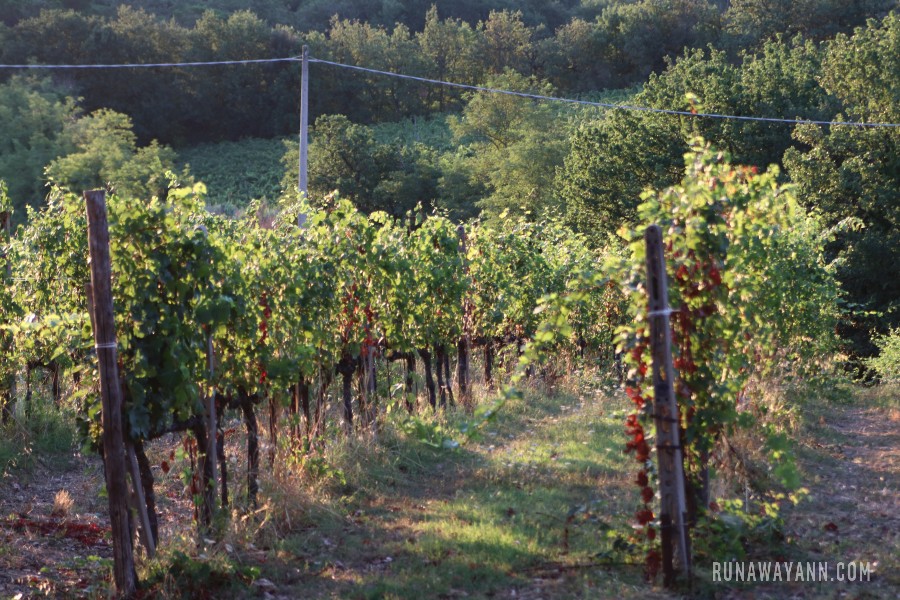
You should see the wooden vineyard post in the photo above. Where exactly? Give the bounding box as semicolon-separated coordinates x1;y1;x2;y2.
86;283;155;559
456;225;470;405
127;442;156;557
1;208;14;423
644;225;691;586
84;190;137;597
205;333;218;525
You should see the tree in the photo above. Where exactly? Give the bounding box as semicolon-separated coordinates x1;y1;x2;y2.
45;109;177;199
320;17;429;122
186;10;298;141
81;6;193;143
447;70;569;219
595;0;722;88
416;5;483;111
723;0;895;50
477;9;541;76
0;76;78;213
296;114;437;216
556;110;685;244
783;12;900;359
544;17;614;92
555;37;839;244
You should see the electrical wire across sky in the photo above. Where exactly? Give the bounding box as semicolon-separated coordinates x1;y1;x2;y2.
0;54;898;128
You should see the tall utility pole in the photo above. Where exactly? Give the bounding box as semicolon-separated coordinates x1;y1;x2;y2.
297;45;309;227
299;46;309;196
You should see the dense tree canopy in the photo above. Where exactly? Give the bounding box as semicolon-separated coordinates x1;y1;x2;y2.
784;12;900;357
1;2;892;148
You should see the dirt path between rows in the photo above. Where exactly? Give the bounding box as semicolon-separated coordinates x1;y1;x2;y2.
0;395;897;598
752;401;900;599
0;454;111;598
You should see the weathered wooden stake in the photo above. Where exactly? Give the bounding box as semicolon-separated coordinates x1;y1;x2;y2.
240;393;260;506
127;442;156;557
85;189;136;597
204;334;218;525
1;209;14;423
645;224;691;586
456;225;471;404
87;282;155;558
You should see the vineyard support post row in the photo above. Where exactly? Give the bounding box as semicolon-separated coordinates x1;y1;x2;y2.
84;189;136;597
644;225;691;586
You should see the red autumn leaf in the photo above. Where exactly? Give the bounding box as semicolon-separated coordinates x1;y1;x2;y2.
824;522;839;533
645;549;662;580
160;460;170;474
641;486;654;503
635;508;654;525
635;441;651;462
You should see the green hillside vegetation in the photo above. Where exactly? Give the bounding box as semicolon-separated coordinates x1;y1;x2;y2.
1;2;897;357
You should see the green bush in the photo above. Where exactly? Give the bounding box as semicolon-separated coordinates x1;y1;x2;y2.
866;329;900;384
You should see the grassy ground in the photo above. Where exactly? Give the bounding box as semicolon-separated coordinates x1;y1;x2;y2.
0;375;897;598
245;379;657;599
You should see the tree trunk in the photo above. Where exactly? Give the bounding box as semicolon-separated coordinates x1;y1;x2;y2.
290;382;301;442
405;353;415;413
484;342;494;390
190;421;214;529
443;349;454;405
299;377;311;442
51;361;61;407
1;389;11;424
358;360;367;427
456;337;470;404
24;364;32;419
134;440;159;546
337;353;357;431
217;425;228;508
366;350;377;423
241;394;259;506
435;345;447;409
267;395;277;467
315;367;333;440
418;348;436;409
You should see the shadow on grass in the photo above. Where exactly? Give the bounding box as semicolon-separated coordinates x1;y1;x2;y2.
256;388;646;599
